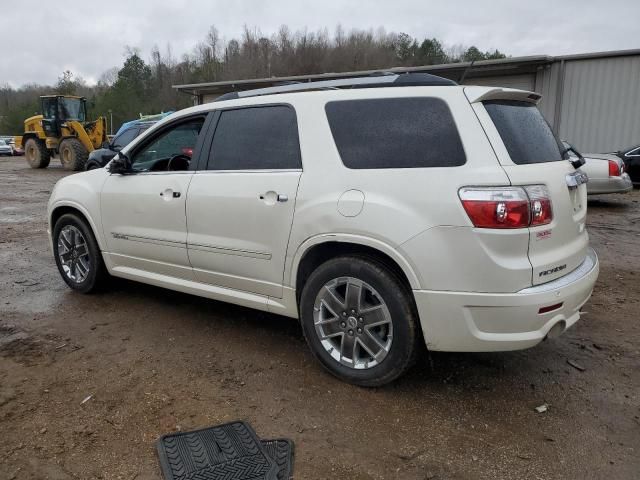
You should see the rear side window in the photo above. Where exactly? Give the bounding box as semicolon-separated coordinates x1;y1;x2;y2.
325;98;466;169
208;105;301;170
484;100;565;165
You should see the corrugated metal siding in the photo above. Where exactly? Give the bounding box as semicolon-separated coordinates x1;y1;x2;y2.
463;74;535;91
559;56;640;152
535;63;560;129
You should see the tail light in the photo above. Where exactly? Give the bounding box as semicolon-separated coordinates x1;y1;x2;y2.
608;160;621;177
459;186;553;229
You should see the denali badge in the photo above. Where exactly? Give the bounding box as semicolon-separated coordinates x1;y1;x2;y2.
539;264;567;277
112;232;128;240
536;229;552;240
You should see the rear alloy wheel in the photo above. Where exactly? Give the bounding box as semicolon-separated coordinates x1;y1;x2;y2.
59;138;89;171
53;213;107;293
24;138;51;168
300;256;420;386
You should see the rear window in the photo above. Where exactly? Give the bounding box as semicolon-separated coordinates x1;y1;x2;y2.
325;98;466;169
208;105;301;170
484;100;566;165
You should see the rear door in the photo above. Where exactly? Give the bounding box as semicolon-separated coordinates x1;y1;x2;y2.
468;90;589;285
186;104;302;298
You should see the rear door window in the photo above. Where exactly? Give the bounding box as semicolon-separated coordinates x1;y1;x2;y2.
207;105;301;170
484;100;566;165
325;97;466;169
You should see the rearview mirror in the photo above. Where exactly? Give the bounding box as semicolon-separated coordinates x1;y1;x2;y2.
107;154;133;175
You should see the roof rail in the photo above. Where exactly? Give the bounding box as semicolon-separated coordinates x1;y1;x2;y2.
214;72;456;101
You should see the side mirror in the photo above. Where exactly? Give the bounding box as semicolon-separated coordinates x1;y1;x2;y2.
101;140;111;149
107;154;133;175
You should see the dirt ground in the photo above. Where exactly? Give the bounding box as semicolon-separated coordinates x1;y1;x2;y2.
0;156;638;480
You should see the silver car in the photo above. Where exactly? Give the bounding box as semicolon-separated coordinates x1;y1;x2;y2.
563;141;633;195
0;139;13;156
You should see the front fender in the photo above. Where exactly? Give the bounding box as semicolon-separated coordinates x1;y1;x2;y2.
48;169;109;249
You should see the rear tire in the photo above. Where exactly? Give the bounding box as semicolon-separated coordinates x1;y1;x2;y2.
24;138;51;168
53;213;108;293
59;138;89;171
299;256;420;387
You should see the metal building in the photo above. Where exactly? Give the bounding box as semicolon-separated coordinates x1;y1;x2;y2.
174;49;640;153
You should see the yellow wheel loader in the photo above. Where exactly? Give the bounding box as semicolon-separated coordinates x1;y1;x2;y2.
17;95;107;171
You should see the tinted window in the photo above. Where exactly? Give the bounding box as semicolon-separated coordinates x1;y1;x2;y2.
208;106;301;170
325;98;466;169
484;100;565;165
112;127;139;150
130;118;204;172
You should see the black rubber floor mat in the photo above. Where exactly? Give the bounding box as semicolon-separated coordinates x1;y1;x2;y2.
260;439;294;480
157;421;278;480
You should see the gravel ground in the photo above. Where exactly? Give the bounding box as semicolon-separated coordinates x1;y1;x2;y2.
0;156;638;480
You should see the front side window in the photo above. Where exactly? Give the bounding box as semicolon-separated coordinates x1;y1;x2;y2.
207;106;301;170
130;118;204;172
484;100;566;165
325;97;466;169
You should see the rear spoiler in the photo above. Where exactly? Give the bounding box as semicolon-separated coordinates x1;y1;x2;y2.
464;86;542;105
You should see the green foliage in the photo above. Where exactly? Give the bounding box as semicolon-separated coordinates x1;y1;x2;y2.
55;70;82;95
0;26;509;135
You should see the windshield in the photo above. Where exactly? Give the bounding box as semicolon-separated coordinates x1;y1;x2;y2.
484;100;568;165
59;98;86;122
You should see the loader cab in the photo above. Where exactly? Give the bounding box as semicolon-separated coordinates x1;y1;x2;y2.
40;96;87;137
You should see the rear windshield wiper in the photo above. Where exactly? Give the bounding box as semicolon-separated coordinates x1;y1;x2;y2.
562;145;586;169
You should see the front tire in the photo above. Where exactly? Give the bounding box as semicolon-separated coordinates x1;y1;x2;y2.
59;138;89;171
299;256;420;387
53;213;108;293
24;138;51;168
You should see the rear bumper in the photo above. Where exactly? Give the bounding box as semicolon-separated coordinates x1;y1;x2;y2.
414;248;599;352
587;173;633;195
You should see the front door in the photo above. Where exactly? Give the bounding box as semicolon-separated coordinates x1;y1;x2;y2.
100;115;207;280
187;105;302;298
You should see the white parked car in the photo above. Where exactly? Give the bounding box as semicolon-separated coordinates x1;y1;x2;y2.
562;141;632;195
47;74;599;386
0;139;13;156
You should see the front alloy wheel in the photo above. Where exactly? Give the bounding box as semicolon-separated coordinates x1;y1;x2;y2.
57;225;91;283
53;213;108;293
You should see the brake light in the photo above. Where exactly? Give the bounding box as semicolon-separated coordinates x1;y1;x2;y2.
608;160;621;177
459;186;553;229
526;185;553;226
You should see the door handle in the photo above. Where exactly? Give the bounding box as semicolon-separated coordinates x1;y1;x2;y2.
259;192;288;204
160;190;181;198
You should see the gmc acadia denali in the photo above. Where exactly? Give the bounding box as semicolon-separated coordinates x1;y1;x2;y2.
47;73;599;386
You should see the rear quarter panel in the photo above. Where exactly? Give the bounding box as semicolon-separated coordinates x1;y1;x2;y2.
285;88;532;293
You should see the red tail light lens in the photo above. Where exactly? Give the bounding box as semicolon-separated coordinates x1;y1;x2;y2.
459;186;553;229
608;160;621;177
525;185;553;226
459;187;530;228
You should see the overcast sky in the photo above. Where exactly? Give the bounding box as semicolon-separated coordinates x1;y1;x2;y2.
1;0;638;87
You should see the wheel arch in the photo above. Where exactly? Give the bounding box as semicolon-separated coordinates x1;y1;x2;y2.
50;202;105;250
21;133;39;147
291;235;421;301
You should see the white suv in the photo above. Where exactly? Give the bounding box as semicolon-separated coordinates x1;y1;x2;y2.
47;73;599;386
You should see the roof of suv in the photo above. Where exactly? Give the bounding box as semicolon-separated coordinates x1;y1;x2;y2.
215;72;457;102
